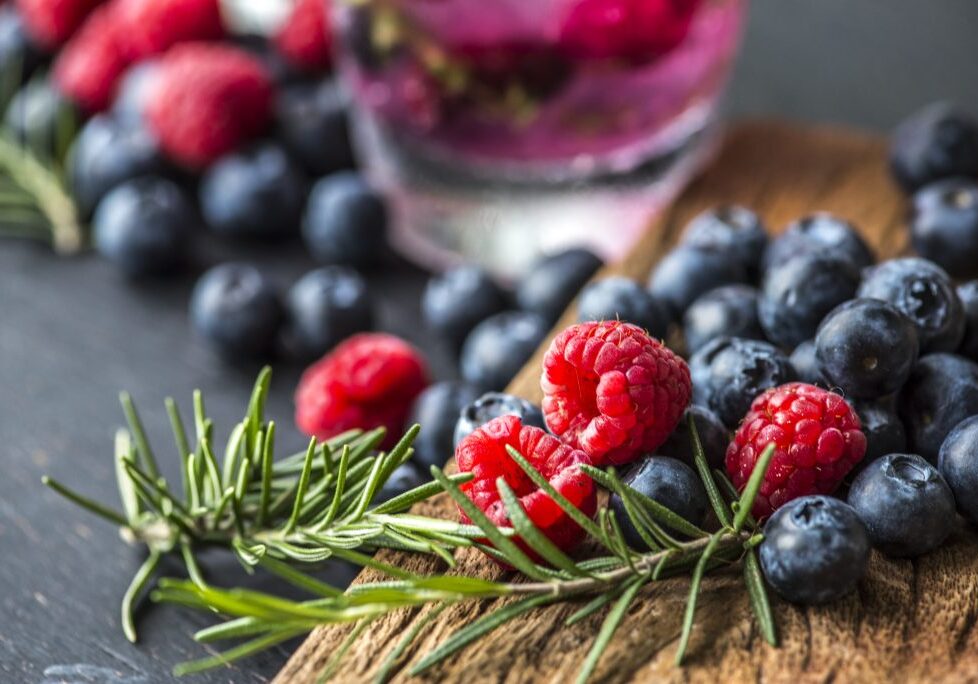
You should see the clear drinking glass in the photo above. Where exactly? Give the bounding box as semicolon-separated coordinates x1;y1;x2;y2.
333;0;747;276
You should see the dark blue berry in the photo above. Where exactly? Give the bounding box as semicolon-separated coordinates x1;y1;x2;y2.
898;353;978;463
682;205;768;281
648;245;747;319
815;298;919;400
688;336;729;408
283;266;374;359
609;456;708;549
938;415;978;525
69;115;167;218
682;284;763;354
407;381;482;471
190;263;284;360
853;399;907;467
234;34;304;87
459;312;548;391
760;496;870;605
93;177;194;278
4;79;75;151
275;80;355;177
759;252;860;349
111;60;160;125
517;249;603;324
848;453;955;557
957;280;978;361
763;213;874;273
658;406;729;470
858;257;965;353
200;142;307;240
578;277;670;338
303;172;387;268
375;463;426;504
695;337;797;428
911;178;978;280
890;102;978;193
0;7;43;89
789;340;824;386
423;266;508;351
454;392;546;447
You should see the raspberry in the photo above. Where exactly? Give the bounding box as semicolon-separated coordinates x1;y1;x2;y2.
274;0;332;73
295;333;429;449
16;0;102;48
541;321;691;467
115;0;225;61
455;415;597;556
52;4;129;113
725;382;867;519
146;43;274;168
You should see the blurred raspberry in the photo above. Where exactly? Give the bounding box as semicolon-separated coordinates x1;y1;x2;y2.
16;0;102;48
274;0;332;73
115;0;225;60
53;4;129;112
146;43;274;168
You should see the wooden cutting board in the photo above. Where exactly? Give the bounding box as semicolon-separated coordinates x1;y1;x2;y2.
275;121;978;683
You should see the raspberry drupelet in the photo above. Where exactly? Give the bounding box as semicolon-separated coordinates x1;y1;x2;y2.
726;382;867;519
541;320;691;467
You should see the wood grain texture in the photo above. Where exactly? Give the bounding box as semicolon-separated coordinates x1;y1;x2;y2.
275;121;978;684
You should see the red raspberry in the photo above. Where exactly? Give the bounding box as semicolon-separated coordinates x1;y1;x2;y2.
52;4;129;113
725;382;867;519
146;43;274;168
558;0;702;63
542;321;691;467
295;333;429;449
455;415;597;556
274;0;332;73
115;0;225;61
16;0;103;48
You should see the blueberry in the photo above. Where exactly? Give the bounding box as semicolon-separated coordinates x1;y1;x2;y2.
682;285;764;354
763;213;874;273
234;33;304;87
578;277;670;338
890;102;978;193
69;115;167;218
848;454;955;557
759;496;870;605
200;143;307;240
0;7;43;89
375;462;426;504
681;206;768;281
275;80;355;177
4;79;75;151
696;337;797;428
190;263;284;359
93;177;194;278
957;280;978;361
648;245;747;319
815;298;919;400
516;249;603;324
454;392;546;447
283;266;374;359
789;340;824;386
688;336;730;408
938;415;978;524
459;312;548;391
759;252;861;350
658;406;729;470
909;178;978;280
303;172;387;268
853;399;907;466
407;381;482;471
609;456;708;549
422;266;508;351
858;257;965;353
898;353;978;463
111;60;161;125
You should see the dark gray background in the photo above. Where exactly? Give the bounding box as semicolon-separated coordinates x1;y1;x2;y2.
3;2;978;682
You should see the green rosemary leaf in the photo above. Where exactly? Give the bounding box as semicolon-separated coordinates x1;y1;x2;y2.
575;578;644;684
200;438;224;504
430;465;548;581
222;421;247;490
675;531;724;665
566;587;626;627
286;438;318;534
245;366;272;456
257;421;275;527
232;538;266;566
119;392;159;481
349;450;388;522
257;555;343;598
688;414;731;528
195;616;276;643
114;431;139;523
193;389;208;449
369;473;473;515
180;542;206;588
743;547;777;646
42;476;129;527
497;477;590;577
186;451;202;512
164;397;191;465
173;626;307;677
325;546;419;581
374;605;446;684
411;594;556;675
603;508;637;572
732;443;775;533
652;549;675;580
577;556;626;573
318;444;350;530
121;551;161;643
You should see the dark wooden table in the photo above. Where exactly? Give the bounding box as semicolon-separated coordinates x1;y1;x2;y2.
3;1;978;682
